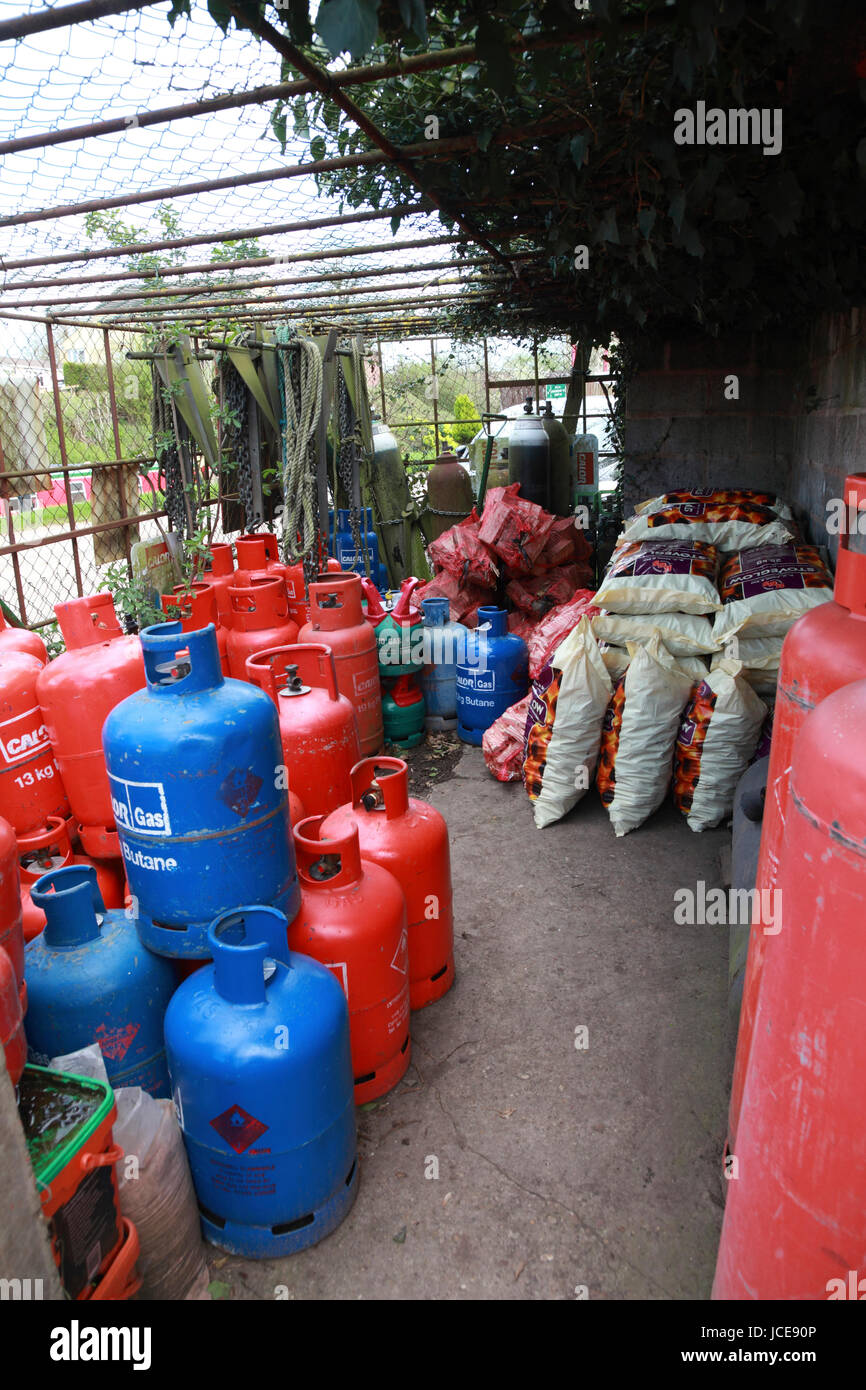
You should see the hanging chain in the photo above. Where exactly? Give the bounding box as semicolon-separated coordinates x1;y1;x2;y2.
153;361;191;538
221;353;256;531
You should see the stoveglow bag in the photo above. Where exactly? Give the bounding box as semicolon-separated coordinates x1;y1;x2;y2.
672;659;767;831
596;632;695;836
594;539;721;616
523;617;612;828
712;634;783;694
592;609;719;656
623;491;793;549
633;488;794;521
600;644;709;684
712;543;833;643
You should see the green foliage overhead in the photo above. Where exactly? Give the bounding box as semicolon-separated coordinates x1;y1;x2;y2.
237;0;866;350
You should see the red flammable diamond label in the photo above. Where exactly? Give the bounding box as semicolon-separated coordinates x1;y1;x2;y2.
210;1104;269;1155
95;1022;140;1061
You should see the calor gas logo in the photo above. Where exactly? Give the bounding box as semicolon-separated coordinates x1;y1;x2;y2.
0;707;51;765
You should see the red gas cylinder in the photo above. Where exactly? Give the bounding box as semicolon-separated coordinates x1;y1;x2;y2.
0;650;69;834
225;575;299;680
728;471;866;1148
299;574;383;756
161;584;229;676
713;678;866;1300
246;643;361;817
17;817;127;942
36;594;145;859
322;756;455;1010
282;562;309;628
0;943;25;1088
0;815;25;998
288;815;410;1104
237;532;311;625
201;544;236;625
360;578;386;626
0;609;47;665
288;788;305;826
235;531;282;577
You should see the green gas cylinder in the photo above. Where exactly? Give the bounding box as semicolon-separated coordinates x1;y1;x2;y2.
373;578;423;679
382;675;426;748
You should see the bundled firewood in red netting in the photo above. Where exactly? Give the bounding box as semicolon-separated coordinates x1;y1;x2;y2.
482;694;532;782
506;562;597;619
525;589;599;678
415;571;495;628
533;515;593;571
477;485;555;575
507;610;539;644
427;508;500;588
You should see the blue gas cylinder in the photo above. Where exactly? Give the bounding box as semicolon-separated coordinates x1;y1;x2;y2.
164;904;358;1258
420;597;468;728
334;507;380;578
24;864;175;1096
456;607;529;745
102;622;299;959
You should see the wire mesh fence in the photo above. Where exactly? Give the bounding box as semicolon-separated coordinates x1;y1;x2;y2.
0;317;615;632
0;319;233;629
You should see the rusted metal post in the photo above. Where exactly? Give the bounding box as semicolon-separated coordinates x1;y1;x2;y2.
430;339;440;458
103;328;133;570
45;324;84;596
376;337;387;422
483;337;491;414
0;430;27;624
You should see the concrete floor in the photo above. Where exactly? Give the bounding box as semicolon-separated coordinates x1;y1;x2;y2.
214;745;733;1301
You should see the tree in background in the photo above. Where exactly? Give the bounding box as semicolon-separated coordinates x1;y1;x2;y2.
452;393;481;446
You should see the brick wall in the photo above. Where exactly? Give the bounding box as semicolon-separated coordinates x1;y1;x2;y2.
787;308;866;560
622;330;799;516
622;311;866;564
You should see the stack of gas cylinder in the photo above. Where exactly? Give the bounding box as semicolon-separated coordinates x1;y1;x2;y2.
361;577;514;744
1;536;457;1267
712;471;866;1300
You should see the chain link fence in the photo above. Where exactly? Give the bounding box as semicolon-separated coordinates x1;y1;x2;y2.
0;320;235;632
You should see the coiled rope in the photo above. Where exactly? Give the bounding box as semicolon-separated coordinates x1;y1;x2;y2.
276;329;322;564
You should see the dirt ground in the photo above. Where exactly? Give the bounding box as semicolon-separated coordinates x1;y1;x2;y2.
206;738;733;1302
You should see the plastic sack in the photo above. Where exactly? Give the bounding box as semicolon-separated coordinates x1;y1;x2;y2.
712;634;783;695
751;701;775;763
523;617;612;828
592;609;719;656
672;659;767;831
50;1042;111;1084
596;633;695;836
506;562;595;618
526;590;599;678
623;491;793;549
428;509;499;588
482;694;532;782
114;1087;210;1301
594;539;721;615
478;484;555;575
601;644;709;684
634;488;794;521
712;543;834;643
